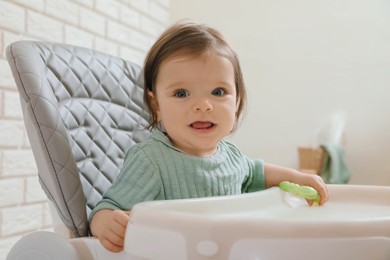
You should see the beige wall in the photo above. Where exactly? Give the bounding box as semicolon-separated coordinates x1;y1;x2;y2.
0;0;170;258
171;0;390;186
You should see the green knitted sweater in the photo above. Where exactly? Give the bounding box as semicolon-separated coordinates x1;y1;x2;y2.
90;129;265;218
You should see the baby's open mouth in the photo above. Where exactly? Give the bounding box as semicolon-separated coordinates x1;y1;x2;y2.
190;121;215;129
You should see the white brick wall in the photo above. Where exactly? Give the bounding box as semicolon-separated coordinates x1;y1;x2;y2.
2;91;22;119
0;60;15;87
46;0;79;25
0;2;25;33
2;150;37;177
0;121;25;147
79;7;106;36
2;204;43;236
0;179;24;207
27;11;64;42
0;0;171;258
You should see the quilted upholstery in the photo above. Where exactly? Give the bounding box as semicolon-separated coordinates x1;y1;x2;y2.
6;41;150;237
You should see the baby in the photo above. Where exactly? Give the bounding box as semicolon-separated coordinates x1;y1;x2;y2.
90;21;329;252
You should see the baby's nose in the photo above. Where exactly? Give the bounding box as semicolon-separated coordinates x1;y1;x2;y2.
193;99;213;112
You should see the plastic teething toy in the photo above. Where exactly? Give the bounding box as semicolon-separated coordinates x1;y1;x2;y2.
279;181;320;204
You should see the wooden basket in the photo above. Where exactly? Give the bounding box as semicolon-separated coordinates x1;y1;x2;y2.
298;147;325;174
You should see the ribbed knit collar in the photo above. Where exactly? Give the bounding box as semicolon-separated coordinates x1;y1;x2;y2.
150;129;225;161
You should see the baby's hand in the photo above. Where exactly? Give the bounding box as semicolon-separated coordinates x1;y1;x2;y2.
90;209;131;252
292;173;329;205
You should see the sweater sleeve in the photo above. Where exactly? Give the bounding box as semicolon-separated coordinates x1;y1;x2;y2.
89;145;163;220
241;156;265;193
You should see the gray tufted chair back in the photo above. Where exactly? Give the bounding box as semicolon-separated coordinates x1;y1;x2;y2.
6;41;150;237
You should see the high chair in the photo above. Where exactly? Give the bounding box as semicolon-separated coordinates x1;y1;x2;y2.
6;41;150;259
6;41;390;260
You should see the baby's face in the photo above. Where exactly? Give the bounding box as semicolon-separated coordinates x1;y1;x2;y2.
152;53;237;157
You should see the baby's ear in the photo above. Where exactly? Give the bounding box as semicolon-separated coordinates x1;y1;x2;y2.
148;91;161;121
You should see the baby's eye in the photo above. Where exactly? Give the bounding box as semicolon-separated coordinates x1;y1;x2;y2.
212;88;226;96
174;89;189;98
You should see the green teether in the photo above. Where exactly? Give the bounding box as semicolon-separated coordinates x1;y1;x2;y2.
279;181;320;204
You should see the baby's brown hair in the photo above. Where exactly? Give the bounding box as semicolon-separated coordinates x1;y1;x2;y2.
143;21;247;130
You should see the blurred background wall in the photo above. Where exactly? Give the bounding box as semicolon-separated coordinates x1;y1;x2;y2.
171;0;390;186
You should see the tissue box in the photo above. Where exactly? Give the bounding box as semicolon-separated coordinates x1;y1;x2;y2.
298;147;325;174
